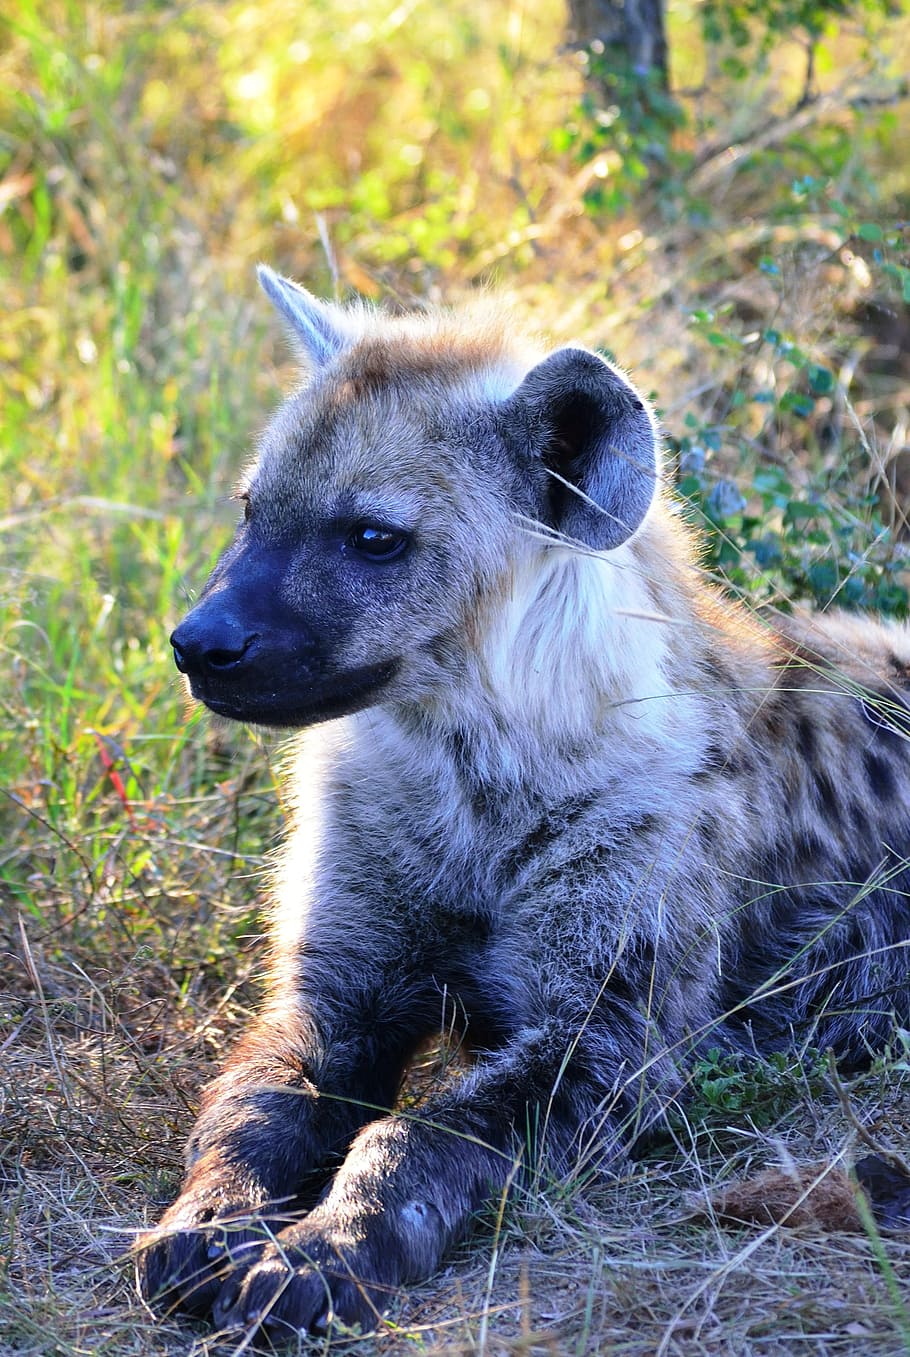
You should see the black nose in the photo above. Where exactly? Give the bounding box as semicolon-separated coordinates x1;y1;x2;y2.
171;616;258;676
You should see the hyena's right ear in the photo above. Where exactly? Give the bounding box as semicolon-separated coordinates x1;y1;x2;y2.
257;265;350;367
501;347;659;550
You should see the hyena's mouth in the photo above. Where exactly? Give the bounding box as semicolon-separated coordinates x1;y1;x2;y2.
186;657;402;729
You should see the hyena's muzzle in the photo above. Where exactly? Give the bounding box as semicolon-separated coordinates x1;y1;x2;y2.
171;542;400;729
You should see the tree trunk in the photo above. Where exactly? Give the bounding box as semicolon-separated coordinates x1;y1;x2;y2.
567;0;669;91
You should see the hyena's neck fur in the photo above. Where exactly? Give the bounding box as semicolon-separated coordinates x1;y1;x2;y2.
389;502;776;807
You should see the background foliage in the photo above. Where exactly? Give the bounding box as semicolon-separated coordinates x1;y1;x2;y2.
1;0;909;1352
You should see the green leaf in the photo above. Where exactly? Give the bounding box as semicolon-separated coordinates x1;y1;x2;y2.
784;500;820;523
778;343;807;368
753;468;791;496
807;364;835;395
858;221;884;242
752;534;782;567
779;391;815;417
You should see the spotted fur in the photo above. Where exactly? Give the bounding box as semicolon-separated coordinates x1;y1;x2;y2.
136;272;910;1340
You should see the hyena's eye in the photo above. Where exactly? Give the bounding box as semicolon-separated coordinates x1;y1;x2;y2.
347;524;409;561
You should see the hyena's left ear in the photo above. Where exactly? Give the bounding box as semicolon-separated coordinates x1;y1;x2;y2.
502;347;659;550
257;265;350;367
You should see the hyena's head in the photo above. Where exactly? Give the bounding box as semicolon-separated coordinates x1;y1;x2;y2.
171;268;659;728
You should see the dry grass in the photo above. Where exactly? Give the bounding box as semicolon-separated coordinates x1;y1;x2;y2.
4;942;910;1357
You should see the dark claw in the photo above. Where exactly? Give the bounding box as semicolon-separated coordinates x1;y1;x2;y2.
262;1312;299;1339
212;1276;244;1329
136;1208;271;1319
136;1232;227;1317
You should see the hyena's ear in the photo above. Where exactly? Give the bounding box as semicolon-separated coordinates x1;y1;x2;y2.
502;347;659;550
257;265;349;367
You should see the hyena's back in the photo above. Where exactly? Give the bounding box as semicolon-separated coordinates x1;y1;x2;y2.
696;608;910;1063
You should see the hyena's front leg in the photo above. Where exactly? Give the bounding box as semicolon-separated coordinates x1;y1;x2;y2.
213;1006;681;1339
135;985;422;1316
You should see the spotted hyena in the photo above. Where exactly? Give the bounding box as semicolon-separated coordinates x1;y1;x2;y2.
136;268;910;1340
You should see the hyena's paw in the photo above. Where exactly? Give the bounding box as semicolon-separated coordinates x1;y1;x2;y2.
213;1197;449;1339
213;1251;378;1341
135;1187;283;1316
